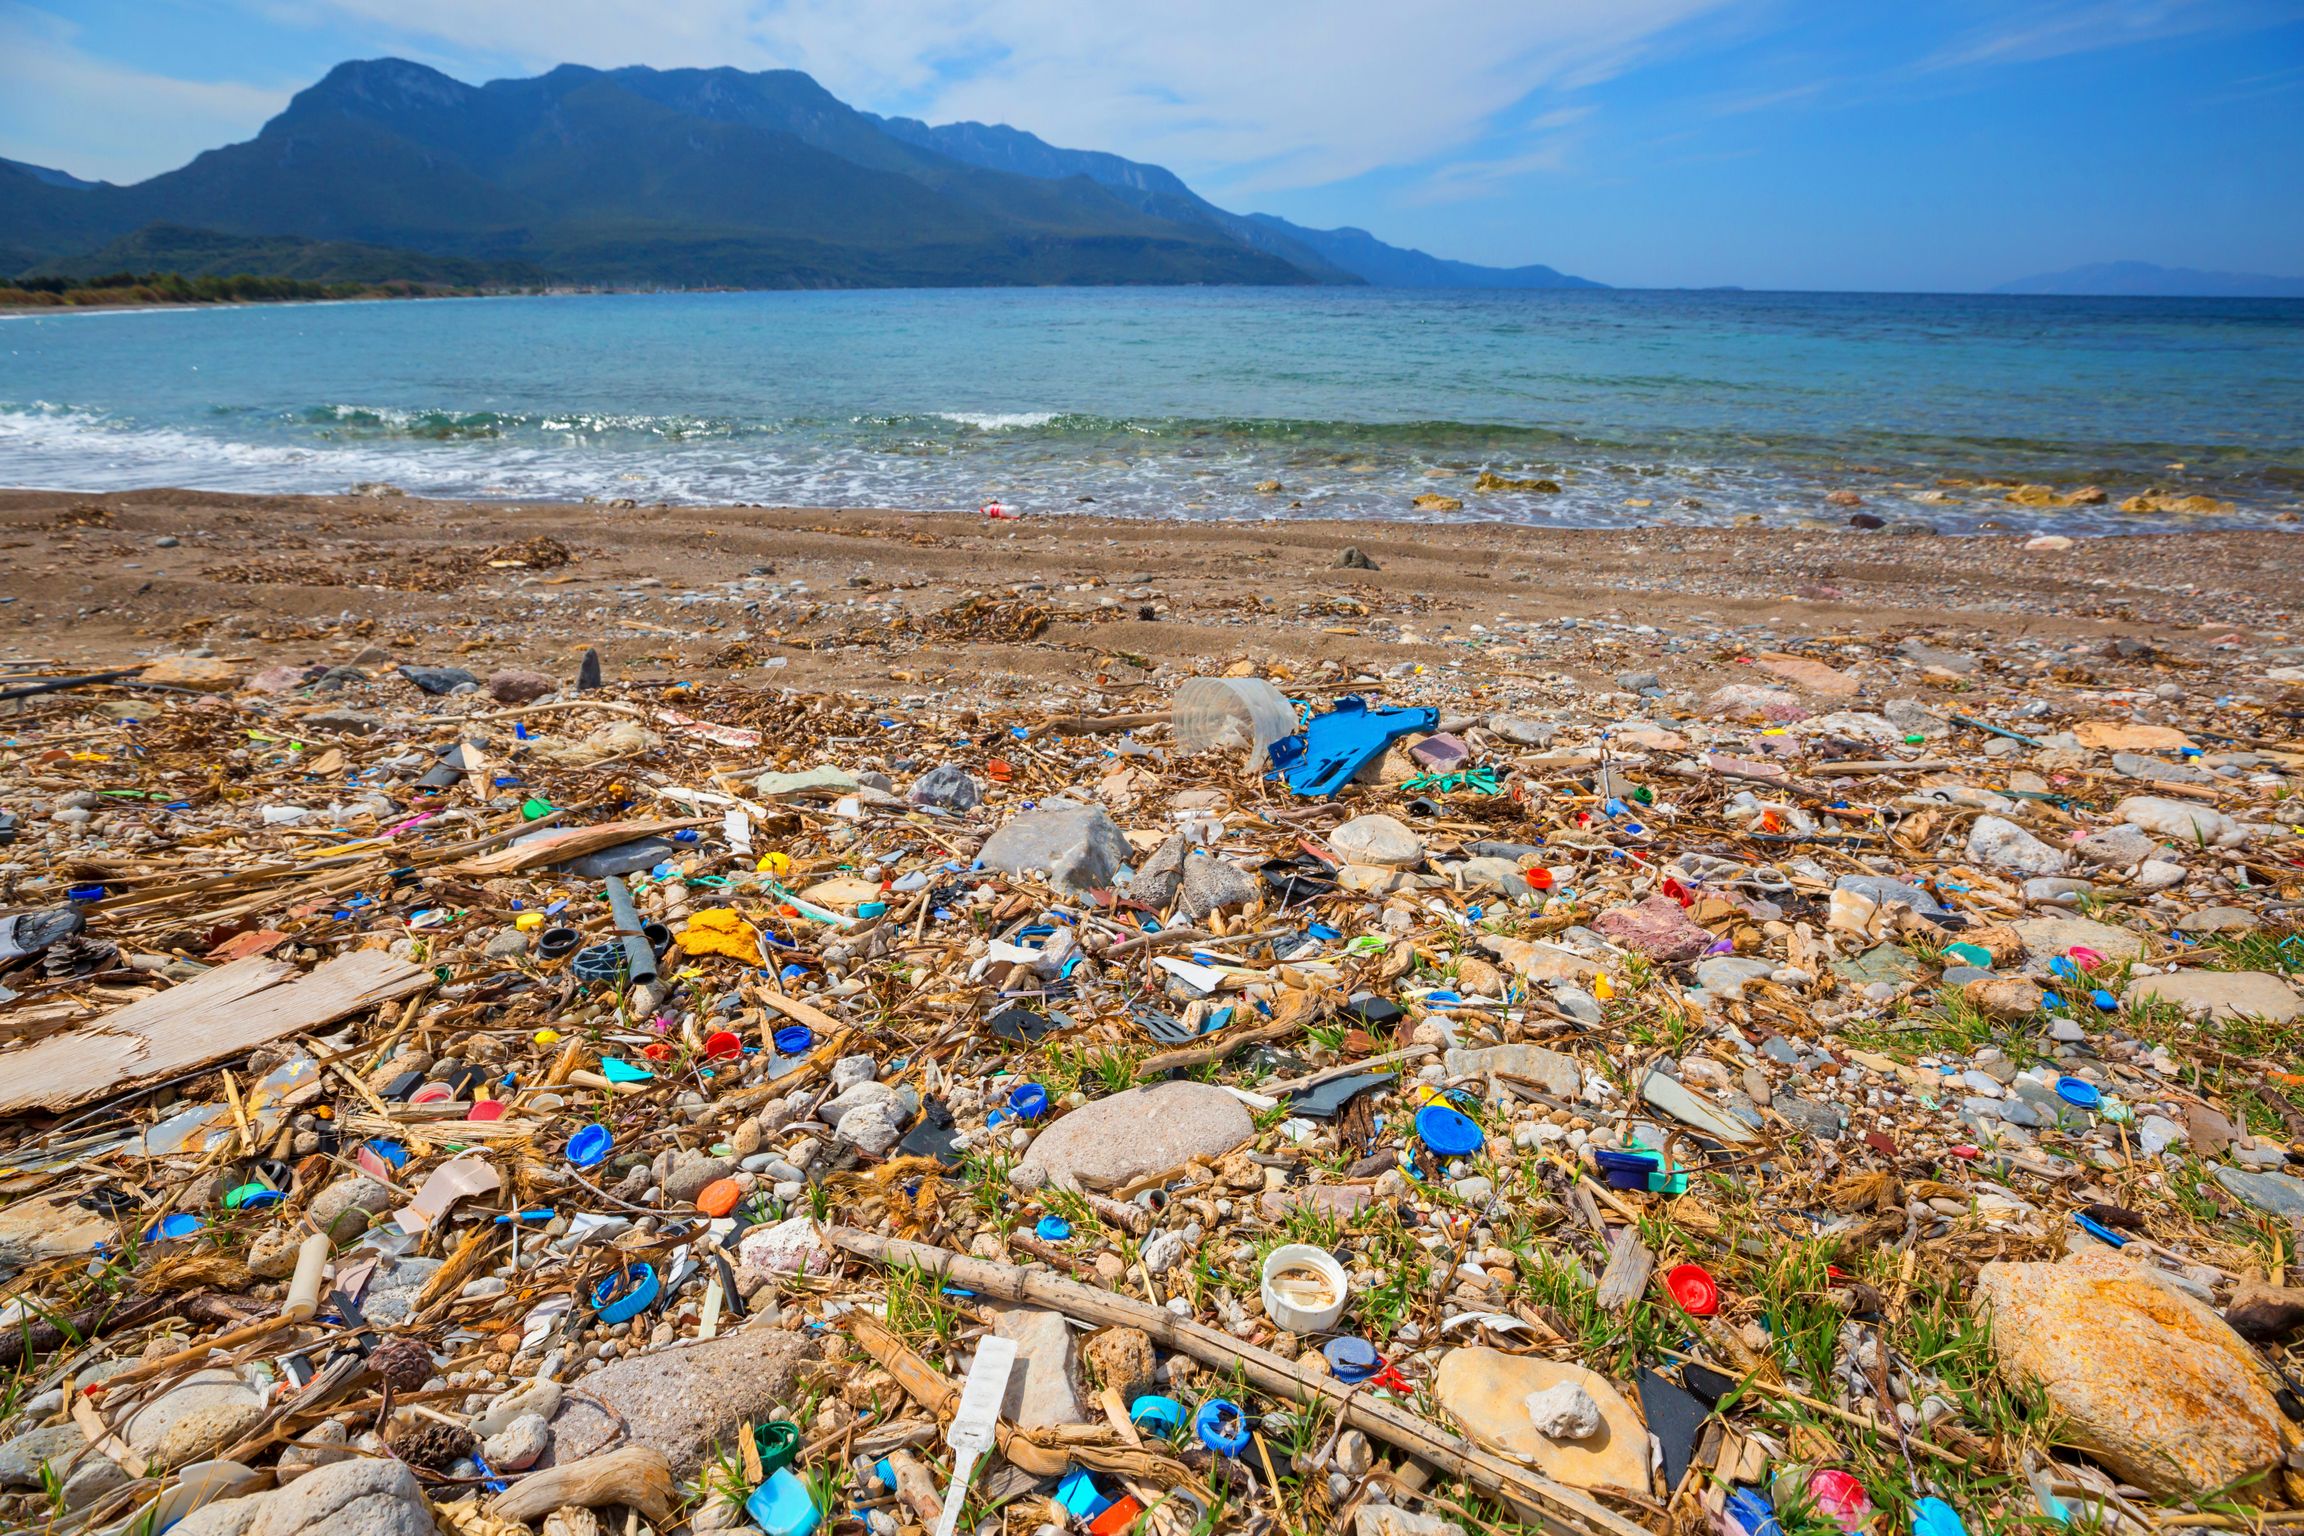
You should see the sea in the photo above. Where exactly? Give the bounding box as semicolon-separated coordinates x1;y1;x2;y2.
2;286;2299;532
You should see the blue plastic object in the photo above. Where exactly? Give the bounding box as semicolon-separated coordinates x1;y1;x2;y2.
1128;1394;1185;1433
772;1024;814;1055
2074;1211;2127;1247
2090;988;2118;1011
567;1124;613;1169
363;1137;409;1171
1322;1337;1379;1382
1593;1147;1661;1190
1055;1469;1112;1519
590;1262;660;1325
143;1212;203;1243
1265;697;1441;799
1009;1083;1050;1120
1724;1486;1784;1536
1912;1495;1968;1536
2054;1077;2102;1109
745;1467;821;1536
1194;1399;1252;1457
1414;1104;1483;1157
1036;1215;1072;1242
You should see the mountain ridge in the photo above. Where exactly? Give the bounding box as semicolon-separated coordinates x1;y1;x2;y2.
2;58;1596;291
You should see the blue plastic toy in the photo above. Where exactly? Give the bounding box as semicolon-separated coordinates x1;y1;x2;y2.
1266;697;1441;799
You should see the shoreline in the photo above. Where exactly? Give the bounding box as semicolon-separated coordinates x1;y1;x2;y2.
4;487;2298;704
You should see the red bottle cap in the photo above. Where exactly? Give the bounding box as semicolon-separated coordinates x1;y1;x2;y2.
1665;1262;1720;1316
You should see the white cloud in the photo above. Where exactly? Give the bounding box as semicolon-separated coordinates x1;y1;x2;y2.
272;0;1731;192
1920;0;2257;71
0;11;292;184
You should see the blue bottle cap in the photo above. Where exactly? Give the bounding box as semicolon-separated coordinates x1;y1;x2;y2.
1194;1398;1252;1456
590;1261;661;1324
2090;988;2118;1011
143;1212;203;1243
567;1123;614;1168
772;1024;814;1055
2054;1076;2102;1109
745;1466;821;1536
1414;1104;1484;1157
1035;1215;1072;1242
1054;1469;1111;1519
1128;1394;1185;1433
1009;1083;1049;1120
1322;1336;1379;1381
363;1137;409;1170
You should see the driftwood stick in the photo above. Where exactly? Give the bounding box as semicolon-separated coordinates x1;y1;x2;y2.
824;1227;1648;1536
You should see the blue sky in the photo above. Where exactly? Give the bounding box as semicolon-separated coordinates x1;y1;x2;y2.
2;0;2299;290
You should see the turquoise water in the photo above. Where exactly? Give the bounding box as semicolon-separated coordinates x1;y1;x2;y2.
2;287;2299;529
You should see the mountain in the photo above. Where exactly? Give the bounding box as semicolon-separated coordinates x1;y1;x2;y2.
0;59;1321;289
0;157;102;191
4;60;1597;291
871;114;1601;289
1243;216;1600;289
1992;261;2304;298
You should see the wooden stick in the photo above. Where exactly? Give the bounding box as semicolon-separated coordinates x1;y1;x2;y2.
825;1228;1648;1536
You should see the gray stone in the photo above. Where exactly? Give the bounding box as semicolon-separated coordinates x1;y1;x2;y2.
990;1308;1087;1428
1486;714;1556;747
0;1423;86;1488
2222;1167;2304;1223
482;1412;552;1471
1774;1098;1844;1141
306;1175;393;1239
2182;906;2260;934
1443;1043;1579;1097
662;1154;736;1206
1836;873;1948;914
124;1369;268;1470
357;1256;442;1327
977;803;1134;895
1523;1379;1603;1441
194;1456;430;1536
1456;856;1532;898
2012;914;2146;964
546;1325;816;1474
1176;852;1257;920
1012;1081;1253;1191
2073;824;2158;866
2113;752;2215;785
1329;814;1425;870
1967;816;2070;876
908;764;982;812
2129;970;2302;1023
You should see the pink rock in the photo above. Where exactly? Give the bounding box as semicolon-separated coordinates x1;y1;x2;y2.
487;668;558;705
1595;895;1715;963
246;665;308;694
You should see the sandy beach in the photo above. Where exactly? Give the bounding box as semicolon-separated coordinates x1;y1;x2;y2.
5;487;2299;694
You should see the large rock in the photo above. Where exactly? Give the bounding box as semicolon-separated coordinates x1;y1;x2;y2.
142;655;241;692
1328;814;1425;870
171;1456;432;1536
990;1308;1087;1427
546;1325;816;1474
306;1174;394;1240
2012;914;2145;964
123;1368;267;1470
1443;1044;1579;1097
1595;896;1714;962
2117;795;2246;847
1012;1081;1253;1192
1431;1349;1649;1491
1976;1256;2290;1499
2217;1168;2304;1224
486;668;558;705
977;803;1134;895
1753;652;1859;697
0;1423;85;1488
2129;970;2302;1024
1967;816;2069;876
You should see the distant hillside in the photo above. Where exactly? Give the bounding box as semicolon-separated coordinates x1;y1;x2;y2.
873;113;1602;289
1993;261;2304;298
0;157;102;191
0;60;1325;290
